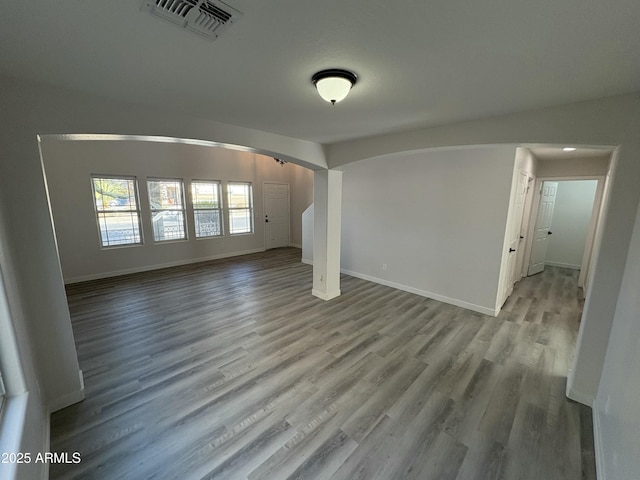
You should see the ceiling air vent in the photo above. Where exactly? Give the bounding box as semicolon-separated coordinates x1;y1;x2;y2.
142;0;242;40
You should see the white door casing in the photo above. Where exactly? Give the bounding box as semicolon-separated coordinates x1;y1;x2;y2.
263;183;290;250
528;181;558;276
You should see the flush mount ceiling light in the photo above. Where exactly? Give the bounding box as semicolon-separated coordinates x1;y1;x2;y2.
312;69;358;105
563;147;577;152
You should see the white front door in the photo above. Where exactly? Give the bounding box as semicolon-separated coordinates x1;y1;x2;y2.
263;183;290;250
528;181;558;276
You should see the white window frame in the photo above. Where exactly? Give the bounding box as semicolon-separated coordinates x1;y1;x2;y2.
91;175;143;248
147;178;188;242
226;182;254;235
191;180;224;238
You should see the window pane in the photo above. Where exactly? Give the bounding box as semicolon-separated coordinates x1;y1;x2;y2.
148;179;187;241
227;183;251;208
229;209;251;234
97;212;142;246
227;183;252;234
93;177;137;211
192;181;222;238
148;180;184;210
152;211;186;241
192;182;220;208
194;211;222;237
92;176;142;248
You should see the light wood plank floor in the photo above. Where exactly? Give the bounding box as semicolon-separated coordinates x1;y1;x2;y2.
51;248;596;480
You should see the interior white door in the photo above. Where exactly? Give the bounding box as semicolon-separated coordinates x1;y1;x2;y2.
264;183;290;250
515;176;535;281
528;181;558;276
502;171;530;304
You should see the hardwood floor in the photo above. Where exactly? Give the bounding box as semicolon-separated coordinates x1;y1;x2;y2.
50;248;596;480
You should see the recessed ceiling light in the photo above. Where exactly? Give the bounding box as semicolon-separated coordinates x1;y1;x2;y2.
563;147;577;152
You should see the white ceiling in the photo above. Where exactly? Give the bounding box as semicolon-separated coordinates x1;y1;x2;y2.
1;0;639;144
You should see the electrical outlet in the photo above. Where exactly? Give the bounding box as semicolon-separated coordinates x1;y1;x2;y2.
382;264;387;271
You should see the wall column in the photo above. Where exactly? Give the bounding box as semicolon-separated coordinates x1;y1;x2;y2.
312;169;342;300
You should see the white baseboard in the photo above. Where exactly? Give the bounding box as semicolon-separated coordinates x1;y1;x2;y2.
289;243;302;249
64;248;266;284
565;385;594;407
49;388;85;413
301;257;312;266
340;268;497;316
592;399;606;480
312;289;341;301
546;261;581;270
49;370;85;412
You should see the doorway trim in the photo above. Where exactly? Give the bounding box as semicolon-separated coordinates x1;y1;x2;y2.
522;175;606;290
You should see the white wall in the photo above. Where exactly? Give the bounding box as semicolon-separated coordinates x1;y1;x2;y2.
340;145;517;315
301;204;314;264
536;156;610;177
518;148;537;177
289;166;314;247
546;181;598;269
594;198;640;480
41;139;313;282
